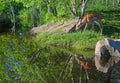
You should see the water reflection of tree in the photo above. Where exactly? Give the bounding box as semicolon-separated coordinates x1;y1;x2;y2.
58;54;120;83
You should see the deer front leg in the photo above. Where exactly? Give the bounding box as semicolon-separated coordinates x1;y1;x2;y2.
75;19;83;31
83;23;88;32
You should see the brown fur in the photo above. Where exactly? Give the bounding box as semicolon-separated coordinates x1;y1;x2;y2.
76;13;103;34
81;13;103;23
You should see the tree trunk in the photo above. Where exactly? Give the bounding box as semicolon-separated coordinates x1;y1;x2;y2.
39;6;42;25
81;0;88;17
32;6;35;27
32;6;39;27
10;5;15;32
71;0;77;15
102;0;104;4
106;0;108;8
91;0;94;8
65;2;76;16
112;0;115;8
44;0;57;16
118;0;120;4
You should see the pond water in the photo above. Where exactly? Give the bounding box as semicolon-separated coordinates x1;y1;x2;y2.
5;46;120;83
2;32;120;83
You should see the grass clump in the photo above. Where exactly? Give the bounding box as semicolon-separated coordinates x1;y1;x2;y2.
34;31;104;56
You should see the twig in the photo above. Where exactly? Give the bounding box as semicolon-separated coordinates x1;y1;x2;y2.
79;65;83;83
83;56;90;82
29;49;41;63
58;54;73;81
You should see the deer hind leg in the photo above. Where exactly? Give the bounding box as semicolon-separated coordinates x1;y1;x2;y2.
95;21;103;34
91;22;95;32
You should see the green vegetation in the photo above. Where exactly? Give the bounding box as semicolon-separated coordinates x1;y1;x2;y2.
0;0;120;83
35;31;104;56
0;30;119;82
0;0;120;30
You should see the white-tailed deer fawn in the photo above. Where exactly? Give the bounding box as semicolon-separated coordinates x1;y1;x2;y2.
76;13;103;34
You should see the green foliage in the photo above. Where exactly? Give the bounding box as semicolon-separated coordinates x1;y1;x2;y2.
0;29;119;82
35;31;104;56
0;34;44;82
0;33;75;82
18;8;32;28
0;0;120;82
0;0;120;30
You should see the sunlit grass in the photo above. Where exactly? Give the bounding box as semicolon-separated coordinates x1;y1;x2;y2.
33;31;104;56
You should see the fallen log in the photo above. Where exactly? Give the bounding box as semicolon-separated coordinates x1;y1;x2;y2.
95;38;120;73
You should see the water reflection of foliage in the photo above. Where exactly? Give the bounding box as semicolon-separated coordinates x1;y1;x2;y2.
0;33;120;83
